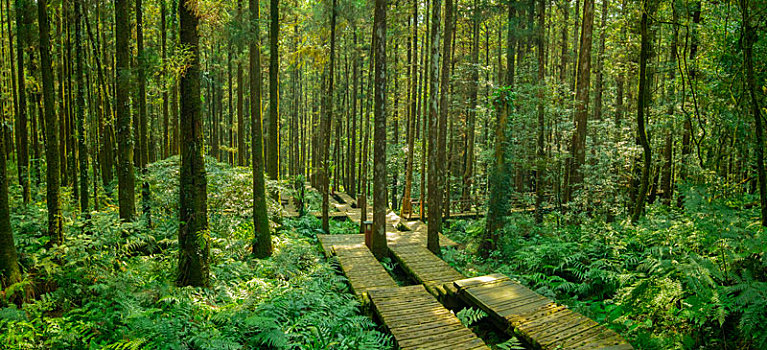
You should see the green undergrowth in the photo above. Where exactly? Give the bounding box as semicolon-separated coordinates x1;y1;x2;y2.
1;157;392;350
442;184;767;349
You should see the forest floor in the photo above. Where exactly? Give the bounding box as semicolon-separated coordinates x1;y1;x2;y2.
1;158;766;349
0;158;393;349
439;187;767;349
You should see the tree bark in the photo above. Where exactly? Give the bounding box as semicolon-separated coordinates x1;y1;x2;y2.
267;0;280;180
37;0;62;244
75;0;89;214
481;0;515;258
631;0;655;222
372;0;388;259
321;0;337;234
177;0;210;287
741;0;766;226
462;0;479;208
115;0;135;221
535;0;546;223
401;2;417;215
15;0;30;204
251;0;273;257
564;0;594;203
426;0;443;254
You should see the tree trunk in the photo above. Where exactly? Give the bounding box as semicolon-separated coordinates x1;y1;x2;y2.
481;0;515;258
0;110;20;291
37;0;62;244
372;0;388;259
592;0;607;121
322;0;337;234
251;0;272;257
401;2;417;215
742;0;766;226
161;1;169;159
564;0;594;204
631;0;656;222
660;10;677;205
535;0;546;223
75;0;89;214
462;0;479;208
349;27;358;198
426;0;443;254
177;0;210;287
15;0;30;204
115;0;135;221
267;0;280;180
391;39;399;212
677;0;700;207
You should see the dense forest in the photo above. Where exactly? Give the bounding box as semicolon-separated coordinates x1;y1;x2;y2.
0;0;765;348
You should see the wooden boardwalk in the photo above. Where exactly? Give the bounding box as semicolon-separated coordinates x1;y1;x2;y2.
369;285;489;350
389;243;465;297
449;274;633;350
300;186;631;349
333;243;398;300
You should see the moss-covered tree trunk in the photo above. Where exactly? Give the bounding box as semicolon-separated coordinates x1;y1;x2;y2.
741;0;767;226
0;121;20;293
371;0;388;260
115;0;135;221
177;0;210;287
267;0;280;181
251;0;273;258
75;0;89;214
15;0;30;205
480;2;515;259
37;0;62;244
631;0;655;222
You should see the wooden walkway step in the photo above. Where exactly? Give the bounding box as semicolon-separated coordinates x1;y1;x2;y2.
332;242;398;301
390;243;466;297
451;274;633;350
368;285;489;350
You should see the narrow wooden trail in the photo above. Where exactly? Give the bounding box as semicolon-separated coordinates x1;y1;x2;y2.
450;275;633;350
284;187;632;349
369;285;489;350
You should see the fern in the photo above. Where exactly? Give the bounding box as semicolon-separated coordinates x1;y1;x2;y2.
456;307;487;327
495;336;525;350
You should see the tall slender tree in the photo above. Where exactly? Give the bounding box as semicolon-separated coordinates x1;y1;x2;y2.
267;0;280;180
37;0;62;244
0;118;20;293
631;0;655;222
237;0;246;166
535;0;546;223
426;0;443;254
371;0;388;259
177;0;210;286
15;0;30;204
564;0;594;203
115;0;136;221
481;0;515;257
321;0;337;234
461;0;479;207
251;0;273;258
137;0;150;221
740;0;766;226
75;0;88;213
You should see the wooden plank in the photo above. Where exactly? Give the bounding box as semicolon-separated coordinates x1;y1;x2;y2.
368;285;488;349
454;274;511;289
454;274;633;350
410;331;483;350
